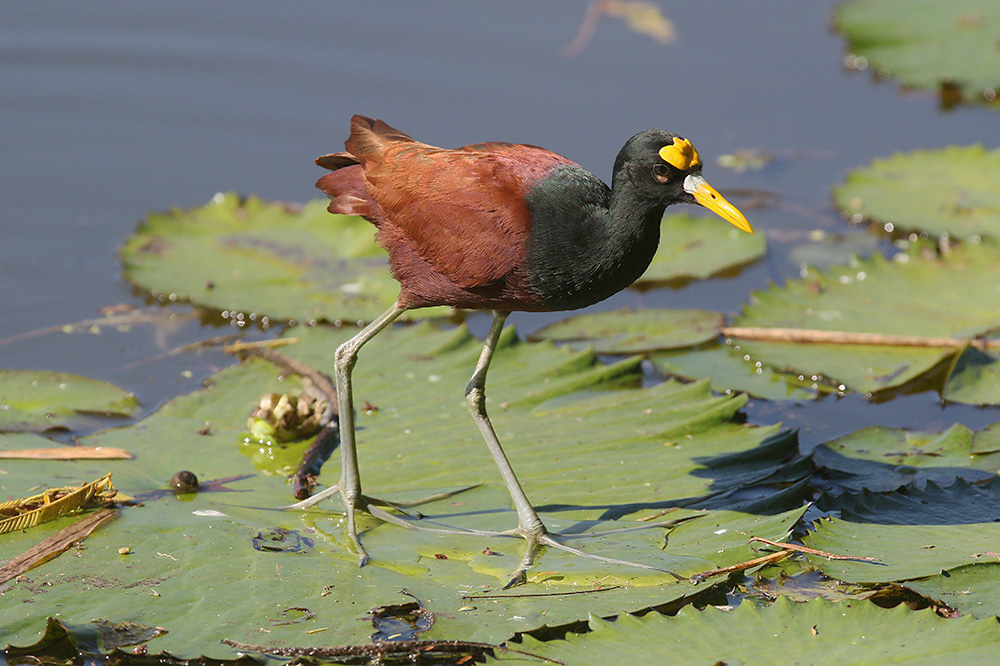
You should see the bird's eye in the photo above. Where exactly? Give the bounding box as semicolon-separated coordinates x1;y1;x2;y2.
652;164;670;183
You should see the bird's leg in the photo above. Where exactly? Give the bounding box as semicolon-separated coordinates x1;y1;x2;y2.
465;311;681;588
291;306;676;585
465;311;547;539
333;303;405;564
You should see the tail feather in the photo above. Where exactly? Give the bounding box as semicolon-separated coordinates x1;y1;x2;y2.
315;151;357;171
315;166;372;217
315;115;414;219
343;115;414;164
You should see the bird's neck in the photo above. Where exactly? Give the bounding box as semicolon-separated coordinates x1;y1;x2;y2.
526;168;664;310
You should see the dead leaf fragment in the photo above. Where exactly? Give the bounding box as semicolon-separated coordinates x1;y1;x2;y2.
0;473;117;534
0;446;133;460
605;0;676;44
0;508;117;584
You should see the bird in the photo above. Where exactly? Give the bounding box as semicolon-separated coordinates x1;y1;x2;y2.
313;114;752;585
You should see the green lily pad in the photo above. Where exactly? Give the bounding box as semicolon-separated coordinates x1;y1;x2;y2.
804;517;1000;585
653;343;824;401
120;192;442;324
788;229;885;271
907;563;1000;619
640;212;766;284
0;369;136;433
835;0;1000;106
834;145;1000;239
282;324;807;514
813;424;1000;494
733;240;1000;398
530;308;723;353
971;421;1000;454
806;481;1000;584
529;308;825;400
942;345;1000;406
492;597;1000;665
0;323;802;656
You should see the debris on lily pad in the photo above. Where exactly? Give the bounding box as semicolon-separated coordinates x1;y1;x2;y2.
0;473;117;535
247;391;328;442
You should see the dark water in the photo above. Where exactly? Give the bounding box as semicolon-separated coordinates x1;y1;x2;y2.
2;1;998;449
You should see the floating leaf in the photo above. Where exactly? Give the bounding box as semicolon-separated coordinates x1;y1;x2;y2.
280;324;806;515
942;345;1000;405
834;145;1000;239
530;308;824;400
716;149;773;173
732;240;1000;398
805;517;1000;585
788;230;886;271
813;424;1000;494
120;193;444;324
971;422;1000;454
806;481;1000;583
0;324;801;655
530;308;723;353
0;370;136;433
907;562;1000;619
835;0;1000;106
640;212;766;284
492;597;1000;665
653;344;823;401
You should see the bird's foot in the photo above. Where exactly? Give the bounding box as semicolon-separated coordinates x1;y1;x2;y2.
286;490;684;585
283;484;488;565
498;525;686;589
283;483;371;566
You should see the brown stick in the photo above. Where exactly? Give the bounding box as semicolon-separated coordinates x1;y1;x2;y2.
722;326;999;350
689;549;793;583
749;537;882;562
0;509;117;584
0;447;133;460
463;585;622;600
220;637;562;664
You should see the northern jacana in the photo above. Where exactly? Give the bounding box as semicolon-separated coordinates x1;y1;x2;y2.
312;115;752;585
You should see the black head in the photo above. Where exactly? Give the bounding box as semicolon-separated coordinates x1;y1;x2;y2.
612;129;753;233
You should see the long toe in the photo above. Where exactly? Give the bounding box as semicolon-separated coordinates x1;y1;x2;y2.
502;535;544;589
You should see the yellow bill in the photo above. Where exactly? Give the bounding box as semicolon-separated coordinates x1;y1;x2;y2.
683;174;753;234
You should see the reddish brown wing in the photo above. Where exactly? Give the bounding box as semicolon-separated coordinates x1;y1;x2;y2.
363;137;578;289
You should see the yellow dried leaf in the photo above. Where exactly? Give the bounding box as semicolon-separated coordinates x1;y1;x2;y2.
0;473;116;535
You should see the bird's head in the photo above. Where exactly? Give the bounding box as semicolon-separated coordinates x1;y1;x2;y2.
613;129;753;234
